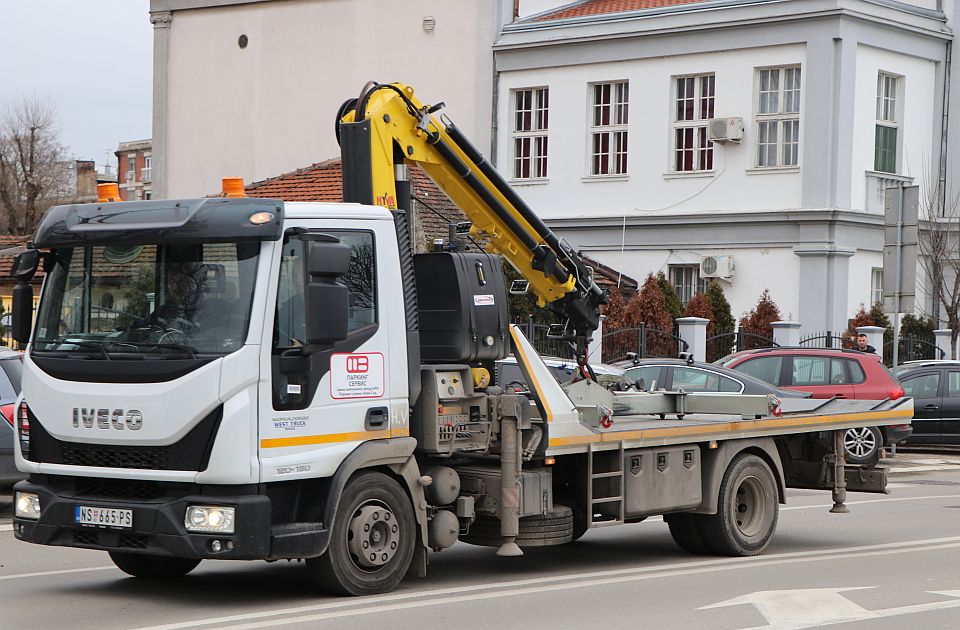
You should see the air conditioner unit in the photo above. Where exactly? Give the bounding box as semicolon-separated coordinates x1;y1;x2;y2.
701;255;734;279
707;117;744;144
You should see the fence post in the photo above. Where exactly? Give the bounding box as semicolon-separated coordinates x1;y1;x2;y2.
676;317;709;363
856;325;885;355
770;321;801;347
934;329;953;360
526;315;534;340
638;323;646;359
587;315;605;363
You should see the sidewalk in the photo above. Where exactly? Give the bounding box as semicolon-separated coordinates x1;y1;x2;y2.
882;451;960;475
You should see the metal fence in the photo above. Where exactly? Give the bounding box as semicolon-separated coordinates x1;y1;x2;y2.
601;324;688;364
705;327;777;363
799;331;849;349
882;334;944;366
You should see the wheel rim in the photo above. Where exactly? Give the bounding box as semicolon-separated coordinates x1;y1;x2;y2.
843;427;877;459
346;501;401;571
733;475;767;538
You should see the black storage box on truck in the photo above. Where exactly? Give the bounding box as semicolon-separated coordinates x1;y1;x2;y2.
414;252;509;363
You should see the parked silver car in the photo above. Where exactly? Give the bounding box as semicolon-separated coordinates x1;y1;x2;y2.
0;349;24;487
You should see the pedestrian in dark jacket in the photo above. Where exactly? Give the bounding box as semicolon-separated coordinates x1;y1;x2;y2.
857;333;876;354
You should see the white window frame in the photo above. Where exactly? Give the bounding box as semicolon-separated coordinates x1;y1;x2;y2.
871;267;883;306
588;81;629;177
874;72;902;174
671;74;715;173
754;66;801;169
511;87;549;180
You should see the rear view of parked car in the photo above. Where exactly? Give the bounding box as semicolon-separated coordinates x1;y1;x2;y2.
0;349;24;487
720;348;910;464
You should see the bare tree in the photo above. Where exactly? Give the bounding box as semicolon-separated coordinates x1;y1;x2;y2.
0;96;71;235
916;172;960;358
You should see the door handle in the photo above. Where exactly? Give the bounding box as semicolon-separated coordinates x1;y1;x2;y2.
835;394;847;399
365;407;389;431
924;404;939;410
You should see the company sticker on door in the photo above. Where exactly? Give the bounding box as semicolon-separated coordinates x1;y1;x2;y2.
330;352;385;400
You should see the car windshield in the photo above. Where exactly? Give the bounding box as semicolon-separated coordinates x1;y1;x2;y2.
33;242;260;356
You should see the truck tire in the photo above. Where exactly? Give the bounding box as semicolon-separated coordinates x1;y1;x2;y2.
108;552;200;578
843;426;882;465
665;513;710;554
698;453;778;556
307;471;415;596
460;506;574;547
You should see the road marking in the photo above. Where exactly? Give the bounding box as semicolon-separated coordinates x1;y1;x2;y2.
132;537;960;630
0;565;115;581
780;493;960;511
702;587;960;630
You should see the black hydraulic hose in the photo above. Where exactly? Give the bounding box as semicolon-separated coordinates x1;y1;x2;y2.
430;137;540;252
444;121;602;298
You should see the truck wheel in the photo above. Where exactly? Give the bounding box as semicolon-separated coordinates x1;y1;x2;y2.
108;552;200;578
699;454;778;556
843;426;882;465
665;514;710;554
307;471;415;596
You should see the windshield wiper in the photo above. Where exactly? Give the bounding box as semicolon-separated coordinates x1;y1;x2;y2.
59;339;112;360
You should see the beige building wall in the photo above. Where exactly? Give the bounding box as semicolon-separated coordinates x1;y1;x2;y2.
154;0;501;198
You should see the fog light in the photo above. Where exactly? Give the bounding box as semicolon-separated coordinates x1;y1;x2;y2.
15;492;41;520
184;505;235;533
210;539;222;552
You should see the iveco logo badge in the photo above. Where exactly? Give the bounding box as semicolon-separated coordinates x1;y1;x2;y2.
72;408;143;431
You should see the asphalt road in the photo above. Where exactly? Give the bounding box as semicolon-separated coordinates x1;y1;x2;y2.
2;457;959;630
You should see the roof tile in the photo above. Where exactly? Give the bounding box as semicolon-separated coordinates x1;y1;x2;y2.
534;0;709;21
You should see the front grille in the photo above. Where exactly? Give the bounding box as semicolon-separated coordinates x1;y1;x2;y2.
73;531;99;546
61;444;170;470
118;534;149;549
75;477;166;501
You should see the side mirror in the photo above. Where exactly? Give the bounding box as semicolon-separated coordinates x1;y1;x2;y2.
304;238;351;347
12;281;34;345
10;249;39;281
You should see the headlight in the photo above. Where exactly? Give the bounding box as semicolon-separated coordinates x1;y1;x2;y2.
184;505;235;533
15;492;41;520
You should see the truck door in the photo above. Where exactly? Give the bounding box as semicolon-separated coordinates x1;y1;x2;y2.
257;221;408;481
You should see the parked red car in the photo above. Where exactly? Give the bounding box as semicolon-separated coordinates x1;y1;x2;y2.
718;347;911;464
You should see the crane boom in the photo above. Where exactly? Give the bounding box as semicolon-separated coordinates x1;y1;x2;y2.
337;82;606;352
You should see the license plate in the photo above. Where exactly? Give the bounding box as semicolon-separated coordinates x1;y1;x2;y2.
75;505;133;529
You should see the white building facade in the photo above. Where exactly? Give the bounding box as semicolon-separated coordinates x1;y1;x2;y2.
494;0;955;331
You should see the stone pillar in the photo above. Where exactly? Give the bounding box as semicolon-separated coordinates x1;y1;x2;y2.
934;329;953;360
676;317;709;363
770;321;802;347
150;10;172;199
793;245;855;333
587;315;605;364
856;326;885;355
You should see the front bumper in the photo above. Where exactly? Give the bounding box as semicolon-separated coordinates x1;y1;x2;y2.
12;476;328;560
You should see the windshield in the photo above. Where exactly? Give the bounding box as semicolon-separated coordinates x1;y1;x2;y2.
33;242;260;357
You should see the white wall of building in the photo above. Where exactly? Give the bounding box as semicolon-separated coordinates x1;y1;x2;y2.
848;248;884;312
589;246;801;322
497;44;807;221
162;0;498;197
850;45;938;210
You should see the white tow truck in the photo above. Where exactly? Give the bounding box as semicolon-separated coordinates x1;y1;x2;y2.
9;83;912;595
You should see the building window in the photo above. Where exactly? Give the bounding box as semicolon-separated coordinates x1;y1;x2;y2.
871;267;883;306
875;73;899;173
755;67;800;168
589;81;629;176
142;155;152;182
126;154;136;183
669;264;706;306
672;75;715;172
512;88;549;179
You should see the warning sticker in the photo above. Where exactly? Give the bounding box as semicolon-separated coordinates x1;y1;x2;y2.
474;294;495;306
330;352;385;400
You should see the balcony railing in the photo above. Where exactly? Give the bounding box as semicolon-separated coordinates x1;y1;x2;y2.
865;171;914;213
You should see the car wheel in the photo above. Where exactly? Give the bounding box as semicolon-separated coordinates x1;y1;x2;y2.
842;426;882;465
